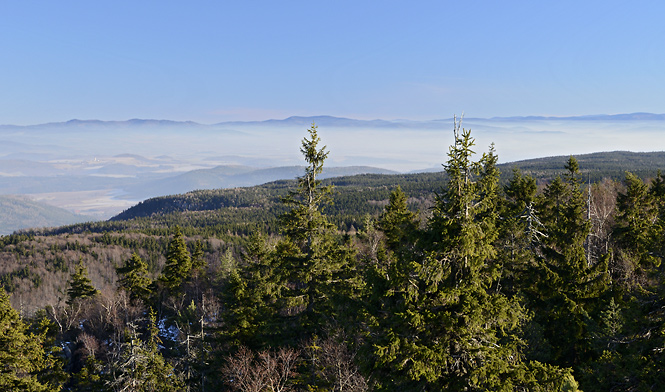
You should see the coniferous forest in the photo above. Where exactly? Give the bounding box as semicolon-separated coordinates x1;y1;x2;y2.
3;122;665;391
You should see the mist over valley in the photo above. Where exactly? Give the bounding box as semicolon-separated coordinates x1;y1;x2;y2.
2;113;665;232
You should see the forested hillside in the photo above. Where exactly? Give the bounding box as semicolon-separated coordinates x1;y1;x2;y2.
71;151;654;226
0;195;91;235
1;125;665;391
502;150;665;181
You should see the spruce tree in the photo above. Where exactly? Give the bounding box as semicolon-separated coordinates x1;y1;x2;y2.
273;123;356;343
72;356;107;392
160;226;193;294
530;157;608;367
280;123;334;247
116;252;152;304
500;168;540;253
496;168;541;296
363;185;420;311
190;240;206;271
615;171;660;271
378;185;418;254
221;233;280;349
66;258;99;306
366;120;558;390
0;289;59;391
648;170;665;269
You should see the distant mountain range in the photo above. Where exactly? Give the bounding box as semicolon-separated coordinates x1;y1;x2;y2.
4;112;665;130
487;112;665;122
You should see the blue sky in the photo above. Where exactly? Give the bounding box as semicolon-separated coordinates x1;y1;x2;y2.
1;1;664;125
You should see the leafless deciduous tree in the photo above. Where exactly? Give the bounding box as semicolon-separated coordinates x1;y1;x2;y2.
587;178;619;263
221;346;300;392
303;336;368;392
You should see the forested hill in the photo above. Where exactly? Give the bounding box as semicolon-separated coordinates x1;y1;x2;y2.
109;173;444;223
502;150;665;181
90;172;442;238
0;195;91;235
111;150;665;223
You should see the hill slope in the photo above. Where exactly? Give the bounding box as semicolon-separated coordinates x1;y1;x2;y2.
501;150;665;181
110;150;665;223
0;195;92;235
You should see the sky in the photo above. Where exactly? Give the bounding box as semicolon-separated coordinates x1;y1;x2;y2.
1;1;664;125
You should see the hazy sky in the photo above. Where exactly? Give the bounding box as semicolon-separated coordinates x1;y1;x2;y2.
2;1;664;125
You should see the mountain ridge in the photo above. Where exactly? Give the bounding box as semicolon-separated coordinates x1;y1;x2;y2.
4;112;665;129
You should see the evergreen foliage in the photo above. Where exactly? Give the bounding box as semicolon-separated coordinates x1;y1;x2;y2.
220;233;280;349
0;289;60;391
66;259;99;306
116;252;152;304
365;119;554;390
529;157;609;368
159;225;193;293
377;185;418;253
496;168;541;296
255;124;357;344
615;172;661;271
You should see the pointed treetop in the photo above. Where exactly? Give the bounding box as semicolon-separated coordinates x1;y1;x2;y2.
300;123;329;176
160;225;193;293
66;258;99;305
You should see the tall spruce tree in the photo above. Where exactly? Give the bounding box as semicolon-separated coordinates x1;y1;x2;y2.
222;125;356;349
280;123;334;247
530;157;608;368
273;123;356;343
366;119;569;390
